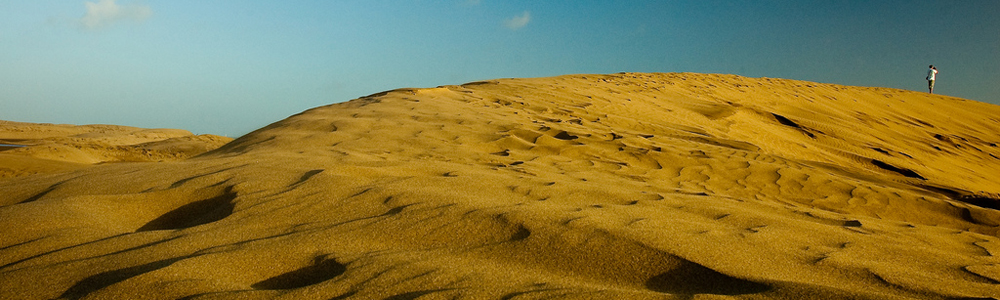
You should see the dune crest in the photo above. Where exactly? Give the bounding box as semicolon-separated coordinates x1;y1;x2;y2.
0;121;232;178
3;73;1000;299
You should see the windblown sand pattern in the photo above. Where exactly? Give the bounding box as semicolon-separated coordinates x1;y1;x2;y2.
2;73;1000;299
0;121;231;179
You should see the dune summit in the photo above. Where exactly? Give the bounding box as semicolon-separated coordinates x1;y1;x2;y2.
3;72;1000;299
0;121;232;179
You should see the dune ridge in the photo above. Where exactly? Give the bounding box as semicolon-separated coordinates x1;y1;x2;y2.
2;72;1000;299
0;121;232;179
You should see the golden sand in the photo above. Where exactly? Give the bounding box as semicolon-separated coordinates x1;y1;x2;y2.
0;121;232;179
2;73;999;299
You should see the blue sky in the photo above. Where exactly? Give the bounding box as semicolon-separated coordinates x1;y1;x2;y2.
2;1;998;136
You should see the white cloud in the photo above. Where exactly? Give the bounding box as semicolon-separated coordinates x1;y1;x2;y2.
504;11;531;30
79;0;151;30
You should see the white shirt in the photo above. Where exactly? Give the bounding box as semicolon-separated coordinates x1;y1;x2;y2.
927;68;937;81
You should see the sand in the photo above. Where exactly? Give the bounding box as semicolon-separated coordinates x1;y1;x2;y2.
0;121;232;179
2;72;999;299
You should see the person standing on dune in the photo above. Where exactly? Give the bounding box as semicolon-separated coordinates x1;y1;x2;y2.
926;65;938;93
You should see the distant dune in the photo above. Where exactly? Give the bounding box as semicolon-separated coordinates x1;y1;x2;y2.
0;121;232;179
2;73;1000;299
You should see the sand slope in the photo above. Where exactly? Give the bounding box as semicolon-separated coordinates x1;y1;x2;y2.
0;121;232;179
2;73;1000;299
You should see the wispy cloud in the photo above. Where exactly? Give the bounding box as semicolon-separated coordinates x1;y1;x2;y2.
504;11;531;30
78;0;151;30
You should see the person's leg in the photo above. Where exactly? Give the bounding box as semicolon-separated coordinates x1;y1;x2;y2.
928;80;934;93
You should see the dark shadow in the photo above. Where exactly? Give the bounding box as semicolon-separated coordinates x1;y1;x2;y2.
772;114;801;129
0;143;26;151
16;176;86;204
872;148;891;155
297;169;325;184
252;256;347;290
137;191;236;231
60;257;186;300
871;159;925;180
328;290;357;300
915;184;1000;210
842;220;863;227
19;187;56;204
958;195;1000;210
646;259;771;295
382;204;413;216
772;114;815;138
491;150;511;156
0;237;46;251
168;164;247;188
509;225;531;242
499;288;564;300
462;80;497;86
553;131;578;140
383;289;454;300
0;233;127;270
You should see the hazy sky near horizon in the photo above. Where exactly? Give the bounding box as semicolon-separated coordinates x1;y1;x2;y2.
2;1;998;136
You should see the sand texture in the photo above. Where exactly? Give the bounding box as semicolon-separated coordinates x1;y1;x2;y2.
0;121;232;179
2;73;1000;299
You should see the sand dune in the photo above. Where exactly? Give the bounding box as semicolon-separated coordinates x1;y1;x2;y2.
0;121;231;179
2;73;1000;299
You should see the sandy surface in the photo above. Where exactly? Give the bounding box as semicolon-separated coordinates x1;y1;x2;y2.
2;73;1000;299
0;121;232;179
